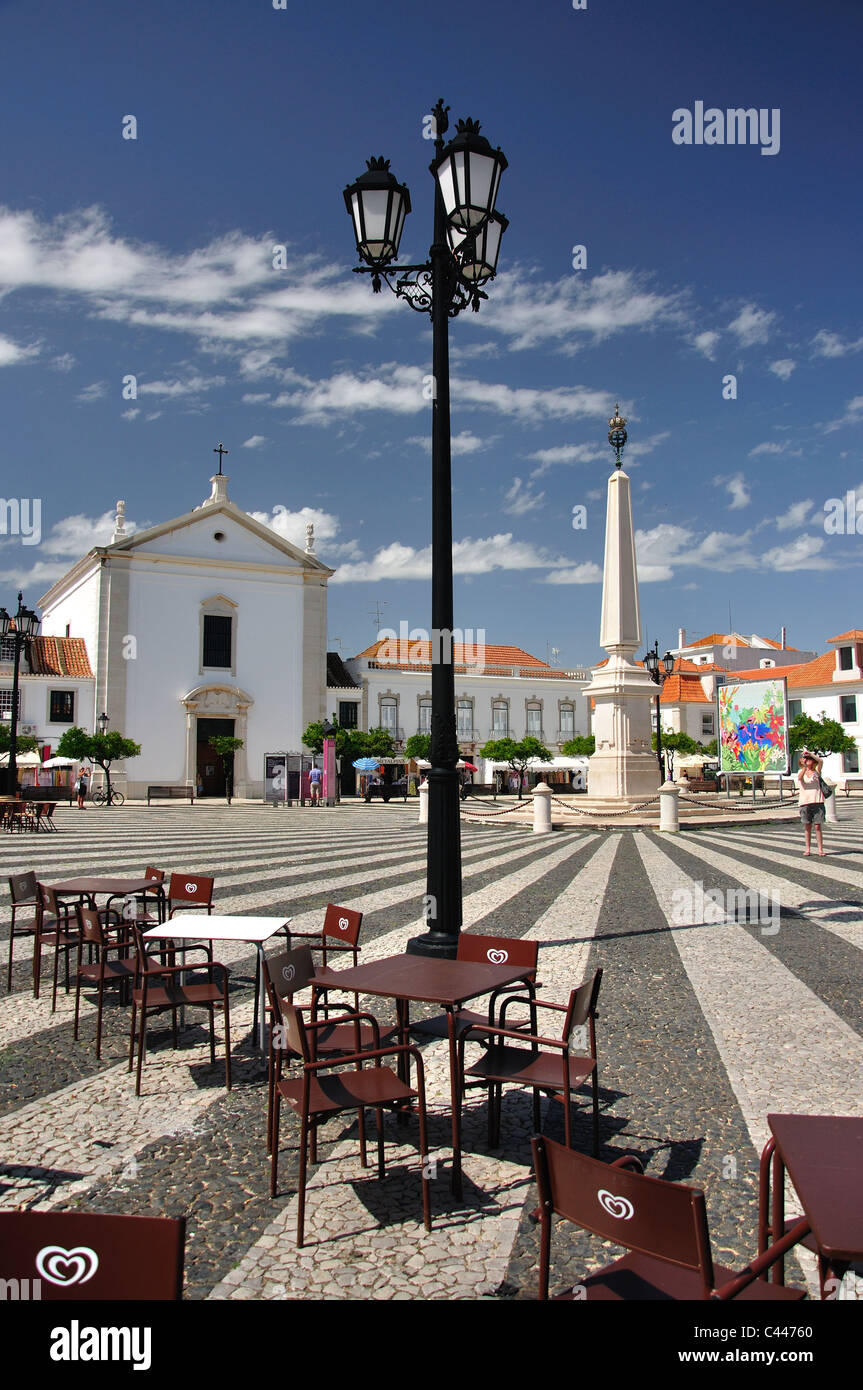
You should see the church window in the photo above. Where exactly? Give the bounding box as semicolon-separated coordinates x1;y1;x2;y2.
203;615;232;668
338;701;358;729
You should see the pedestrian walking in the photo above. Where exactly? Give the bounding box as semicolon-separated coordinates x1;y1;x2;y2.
75;769;89;809
796;752;826;857
309;763;322;805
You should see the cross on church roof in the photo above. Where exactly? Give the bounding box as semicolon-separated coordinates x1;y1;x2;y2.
213;442;229;475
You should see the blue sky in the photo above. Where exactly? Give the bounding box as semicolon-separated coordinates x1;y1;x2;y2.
0;0;860;666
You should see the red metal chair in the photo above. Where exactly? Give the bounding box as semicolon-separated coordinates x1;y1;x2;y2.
0;1209;185;1300
73;906;137;1059
270;994;431;1246
6;870;39;991
263;946;398;1154
412;932;539;1041
531;1135;809;1301
287;904;363;1013
166;873;214;918
106;866;167;928
128;922;231;1096
458;969;603;1153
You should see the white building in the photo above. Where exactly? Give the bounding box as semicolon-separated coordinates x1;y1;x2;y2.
0;634;95;759
37;474;332;798
670;628;816;671
343;638;591;779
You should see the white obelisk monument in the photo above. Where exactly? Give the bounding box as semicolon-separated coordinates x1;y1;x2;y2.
585;406;658;799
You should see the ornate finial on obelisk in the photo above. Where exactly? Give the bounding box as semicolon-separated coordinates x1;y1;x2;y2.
608;403;627;468
305;521;315;554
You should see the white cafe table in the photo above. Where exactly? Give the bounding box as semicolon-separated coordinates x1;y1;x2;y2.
143;915;291;1051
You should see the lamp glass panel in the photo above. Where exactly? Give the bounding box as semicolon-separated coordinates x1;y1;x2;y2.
435;159;457;220
357;189;393;259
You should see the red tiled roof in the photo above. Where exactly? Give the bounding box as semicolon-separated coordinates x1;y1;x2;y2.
353;639;550;668
28;636;93;678
688;633;751;648
660;674;712;704
728;652;837;689
828;630;863;643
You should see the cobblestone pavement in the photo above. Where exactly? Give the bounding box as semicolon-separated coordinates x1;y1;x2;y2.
1;799;862;1300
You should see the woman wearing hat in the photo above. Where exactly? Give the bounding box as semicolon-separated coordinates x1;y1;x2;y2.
796;752;826;857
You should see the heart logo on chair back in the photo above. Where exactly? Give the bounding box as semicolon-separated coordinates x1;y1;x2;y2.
338;917;350;931
597;1189;634;1221
184;882;198;894
282;964;295;984
35;1244;99;1286
487;948;508;964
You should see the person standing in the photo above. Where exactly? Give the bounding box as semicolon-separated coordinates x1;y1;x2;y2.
75;768;89;809
796;752;826;857
309;763;322;806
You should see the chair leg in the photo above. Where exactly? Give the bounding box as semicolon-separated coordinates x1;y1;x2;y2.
136;1005;147;1096
417;1096;431;1233
73;974;82;1041
208;1003;216;1065
310;1116;318;1165
375;1107;385;1178
6;932;12;992
297;1112;309;1247
95;975;104;1060
223;994;231;1091
128;998;137;1071
270;1093;281;1198
591;1074;600;1157
563;1090;572;1149
51;939;61;1013
532;1088;541;1134
171;1005;178;1048
487;1085;496;1147
33;936;41;999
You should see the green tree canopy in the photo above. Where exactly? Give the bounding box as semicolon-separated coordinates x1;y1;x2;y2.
651;729;699;777
210;735;244;802
404;733;430;761
479;735;553;800
302;720;395;764
789;713;857;759
0;726;39;755
56;726;141;804
561;734;595;757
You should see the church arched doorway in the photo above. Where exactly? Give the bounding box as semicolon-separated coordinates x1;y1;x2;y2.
197;717;236;798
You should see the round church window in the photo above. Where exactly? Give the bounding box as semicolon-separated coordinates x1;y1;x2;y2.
213;531;226;542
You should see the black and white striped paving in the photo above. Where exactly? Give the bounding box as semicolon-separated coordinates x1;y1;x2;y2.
1;800;861;1299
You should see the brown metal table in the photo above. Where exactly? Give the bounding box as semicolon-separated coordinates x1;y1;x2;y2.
49;876;157;906
759;1113;863;1295
312;953;533;1198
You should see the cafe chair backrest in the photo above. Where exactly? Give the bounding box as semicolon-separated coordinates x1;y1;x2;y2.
270;993;308;1063
456;932;538;973
9;870;37;905
167;873;213;905
265;946;315;1004
322;904;362;948
563;967;603;1045
144;866;165;883
78;905;105;948
37;883;62;918
532;1136;714;1292
0;1209;185;1300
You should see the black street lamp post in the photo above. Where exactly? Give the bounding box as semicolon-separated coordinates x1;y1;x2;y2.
644;641;675;782
344;100;508;958
0;593;41;795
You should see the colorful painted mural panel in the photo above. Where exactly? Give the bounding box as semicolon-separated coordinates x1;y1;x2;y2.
717;678;790;774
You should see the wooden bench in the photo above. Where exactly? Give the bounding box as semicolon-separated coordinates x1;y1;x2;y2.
147;785;195;805
837;777;863;797
681;777;719;793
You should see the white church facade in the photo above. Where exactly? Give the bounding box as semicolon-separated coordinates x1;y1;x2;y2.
37;473;332;800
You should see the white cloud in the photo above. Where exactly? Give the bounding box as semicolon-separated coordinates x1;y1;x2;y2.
0;333;38;366
137;374;224;398
77;381;107;402
775;499;814;531
475;266;689;352
727;303;775;347
811;329;863;358
406;430;490;456
748;441;787;456
242;392;270;403
545;562;604;585
241;435;267;449
503;477;545;516
528;442;608;477
824;396;863;433
692;330;720;359
769;358;796;380
52;352;75;372
121;407;140;420
331;534;571;583
249;505;341;552
713;472;750;509
762;534;834;570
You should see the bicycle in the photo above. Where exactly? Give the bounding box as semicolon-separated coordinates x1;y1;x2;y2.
91;786;125;807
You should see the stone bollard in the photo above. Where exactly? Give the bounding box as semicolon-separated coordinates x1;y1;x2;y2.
825;790;839;824
418;779;429;825
532;780;553;834
659;780;680;833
